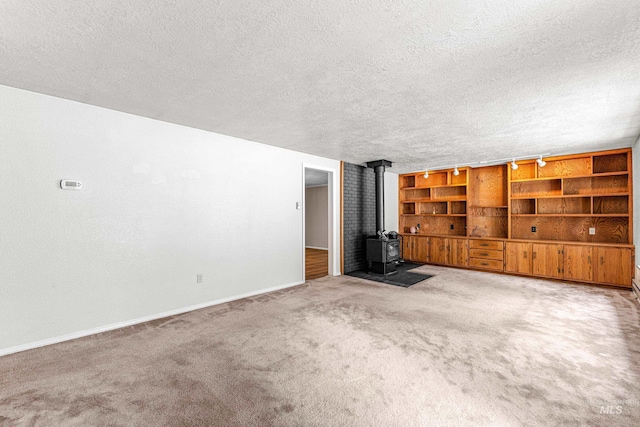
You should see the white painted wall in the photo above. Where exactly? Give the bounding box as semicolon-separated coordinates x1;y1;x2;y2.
0;85;341;354
305;185;328;249
633;138;640;267
384;172;399;233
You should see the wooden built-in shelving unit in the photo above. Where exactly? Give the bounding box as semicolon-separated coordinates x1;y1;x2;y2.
398;148;634;288
399;168;468;237
509;151;630;244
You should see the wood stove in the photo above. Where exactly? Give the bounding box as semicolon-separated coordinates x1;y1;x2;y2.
366;238;400;275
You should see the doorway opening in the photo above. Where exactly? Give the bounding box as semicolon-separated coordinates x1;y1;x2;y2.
304;167;331;280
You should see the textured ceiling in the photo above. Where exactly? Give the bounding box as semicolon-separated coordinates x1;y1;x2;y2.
1;1;639;173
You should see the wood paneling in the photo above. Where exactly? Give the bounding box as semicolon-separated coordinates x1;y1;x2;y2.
403;188;431;200
432;186;466;200
469;248;503;261
469;258;503;271
400;216;466;236
593;196;628;214
402;202;416;215
469;165;507;207
538;157;591;178
591;217;629;243
512;179;562;197
511;198;535;214
468;207;508;238
414;236;429;263
429;237;448;264
448;238;468;267
416;171;447;187
593;153;628;173
505;242;531;274
563;175;628;196
595;247;632;287
468;166;508;238
563;246;593;282
469;240;503;250
532;243;563;278
417;202;447;214
402;235;415;261
537;197;590;214
511;162;536;180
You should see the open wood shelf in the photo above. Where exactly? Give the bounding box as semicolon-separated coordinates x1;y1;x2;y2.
511;193;629;199
508;150;631;245
511;171;629;182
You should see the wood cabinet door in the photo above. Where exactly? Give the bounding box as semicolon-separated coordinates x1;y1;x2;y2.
595;247;632;287
429;237;448;264
448;238;468;266
402;236;414;261
414;237;429;263
532;243;563;278
563;246;593;282
505;242;531;274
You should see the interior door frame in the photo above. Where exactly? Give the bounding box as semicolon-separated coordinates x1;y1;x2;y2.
302;164;339;280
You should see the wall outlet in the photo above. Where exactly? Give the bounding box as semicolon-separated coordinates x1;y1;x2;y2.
531;226;537;232
197;273;203;283
589;227;596;235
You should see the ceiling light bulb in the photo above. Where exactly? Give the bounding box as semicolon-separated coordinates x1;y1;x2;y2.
453;166;459;176
511;159;518;170
423;171;429;179
537;156;546;167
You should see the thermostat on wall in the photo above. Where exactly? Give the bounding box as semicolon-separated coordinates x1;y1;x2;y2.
60;179;82;190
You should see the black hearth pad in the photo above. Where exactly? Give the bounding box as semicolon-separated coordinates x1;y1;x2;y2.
346;262;433;288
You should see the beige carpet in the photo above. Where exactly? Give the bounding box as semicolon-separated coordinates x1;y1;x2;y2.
1;266;639;426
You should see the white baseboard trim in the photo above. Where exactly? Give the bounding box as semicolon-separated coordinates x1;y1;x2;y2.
305;246;329;250
0;280;304;358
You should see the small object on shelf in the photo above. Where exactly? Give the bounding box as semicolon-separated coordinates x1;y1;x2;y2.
410;226;417;234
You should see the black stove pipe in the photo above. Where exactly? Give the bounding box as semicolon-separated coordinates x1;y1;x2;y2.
373;165;385;233
366;160;393;234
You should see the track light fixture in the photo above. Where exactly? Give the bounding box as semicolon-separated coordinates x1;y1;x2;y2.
422;153;550;176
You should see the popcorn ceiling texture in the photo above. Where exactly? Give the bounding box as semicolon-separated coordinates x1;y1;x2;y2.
1;0;639;173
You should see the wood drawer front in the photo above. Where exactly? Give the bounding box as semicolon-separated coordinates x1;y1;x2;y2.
469;248;503;261
469;258;504;271
469;240;504;251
